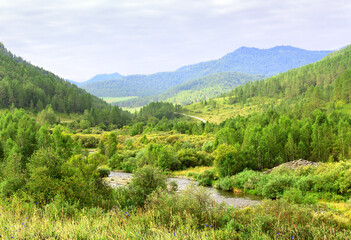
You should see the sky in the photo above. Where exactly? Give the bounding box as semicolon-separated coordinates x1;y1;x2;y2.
0;0;351;82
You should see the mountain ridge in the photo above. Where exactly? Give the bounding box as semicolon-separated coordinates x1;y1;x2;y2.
81;46;332;100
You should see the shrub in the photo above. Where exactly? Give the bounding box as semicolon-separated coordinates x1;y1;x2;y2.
121;157;138;173
215;176;234;191
196;169;217;187
201;141;214;153
97;166;111;178
214;144;244;177
108;153;123;170
128;166;167;206
262;175;294;199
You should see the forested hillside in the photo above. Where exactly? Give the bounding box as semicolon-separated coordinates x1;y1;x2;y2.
81;46;331;100
115;72;263;107
0;43;106;113
225;45;351;107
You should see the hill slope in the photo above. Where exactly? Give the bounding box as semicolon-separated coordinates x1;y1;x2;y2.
81;46;332;98
0;43;106;113
184;45;351;123
115;72;263;107
80;72;124;85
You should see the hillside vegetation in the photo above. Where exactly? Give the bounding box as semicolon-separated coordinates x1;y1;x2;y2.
185;45;351;122
0;43;106;113
115;72;263;107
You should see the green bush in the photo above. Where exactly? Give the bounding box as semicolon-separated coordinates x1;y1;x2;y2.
145;185;226;229
201;141;214;153
262;175;294;199
196;169;217;186
97;166;111;178
121;157;138;173
215;176;234;191
282;187;317;204
214;144;244;177
108;153;123;170
128;166;167;206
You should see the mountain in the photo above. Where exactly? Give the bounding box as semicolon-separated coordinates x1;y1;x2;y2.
183;44;351;124
65;79;80;85
115;72;263;107
228;45;351;104
81;46;332;99
0;43;107;113
81;72;124;85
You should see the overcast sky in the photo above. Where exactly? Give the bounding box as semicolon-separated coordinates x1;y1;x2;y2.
1;0;350;82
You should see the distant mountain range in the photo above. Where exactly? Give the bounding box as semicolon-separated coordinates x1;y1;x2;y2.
67;72;124;86
115;72;263;107
79;46;332;106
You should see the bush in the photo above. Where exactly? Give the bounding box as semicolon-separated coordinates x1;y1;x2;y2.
121;157;138;173
201;141;214;153
214;144;244;177
108;153;123;170
145;185;226;229
128;166;167;206
262;175;294;199
196;169;217;187
215;176;234;191
97;166;110;178
282;187;317;204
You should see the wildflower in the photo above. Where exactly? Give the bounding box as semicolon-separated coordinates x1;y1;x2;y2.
174;232;176;237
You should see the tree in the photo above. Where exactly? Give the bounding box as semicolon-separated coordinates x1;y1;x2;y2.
214;144;243;177
128;166;167;206
105;132;117;158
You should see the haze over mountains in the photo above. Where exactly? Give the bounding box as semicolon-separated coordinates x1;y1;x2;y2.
79;46;332;107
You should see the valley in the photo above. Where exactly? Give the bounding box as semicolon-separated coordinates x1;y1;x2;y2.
0;43;351;239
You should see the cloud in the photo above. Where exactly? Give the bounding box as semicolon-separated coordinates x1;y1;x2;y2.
0;0;350;81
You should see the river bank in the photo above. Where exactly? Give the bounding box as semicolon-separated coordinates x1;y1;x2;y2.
107;171;262;208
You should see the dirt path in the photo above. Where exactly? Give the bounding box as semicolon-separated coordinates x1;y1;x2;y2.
180;113;206;123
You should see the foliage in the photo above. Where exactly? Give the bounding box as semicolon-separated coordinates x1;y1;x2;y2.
0;43;106;113
216;161;351;203
214;144;244;177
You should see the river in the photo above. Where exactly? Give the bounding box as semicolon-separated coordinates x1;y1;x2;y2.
108;171;262;208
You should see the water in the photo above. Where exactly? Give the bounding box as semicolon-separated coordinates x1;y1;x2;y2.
108;171;262;207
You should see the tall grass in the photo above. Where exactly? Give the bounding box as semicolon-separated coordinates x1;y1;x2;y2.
1;188;350;239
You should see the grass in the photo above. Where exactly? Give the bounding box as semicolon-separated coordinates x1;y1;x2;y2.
173;166;214;177
101;96;138;103
183;96;280;124
1;197;350;239
121;106;142;113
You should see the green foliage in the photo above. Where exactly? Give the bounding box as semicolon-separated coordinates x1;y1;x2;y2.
196;169;217;186
0;43;106;113
97;166;111;178
129;122;143;136
216;161;351;203
214;144;244;177
37;105;57;125
126;165;167;206
105;132;117;158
